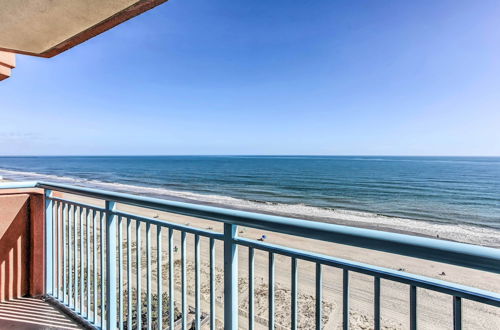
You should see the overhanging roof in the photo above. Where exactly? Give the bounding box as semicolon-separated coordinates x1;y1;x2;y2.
0;0;167;58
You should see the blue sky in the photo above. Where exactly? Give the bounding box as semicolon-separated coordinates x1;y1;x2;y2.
1;0;499;156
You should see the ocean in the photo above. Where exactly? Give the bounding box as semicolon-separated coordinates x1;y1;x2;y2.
1;156;499;246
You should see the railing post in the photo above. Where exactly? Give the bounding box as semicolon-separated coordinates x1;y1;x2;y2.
224;223;238;329
453;296;462;330
45;189;53;295
106;201;117;329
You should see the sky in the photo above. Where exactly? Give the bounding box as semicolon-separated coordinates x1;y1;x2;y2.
1;0;500;156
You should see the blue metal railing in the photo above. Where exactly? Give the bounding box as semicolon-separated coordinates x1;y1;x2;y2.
1;181;499;329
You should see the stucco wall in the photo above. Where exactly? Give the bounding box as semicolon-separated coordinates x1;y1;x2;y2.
0;191;45;300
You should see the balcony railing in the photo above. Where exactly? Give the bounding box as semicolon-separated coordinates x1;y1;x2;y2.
1;181;499;329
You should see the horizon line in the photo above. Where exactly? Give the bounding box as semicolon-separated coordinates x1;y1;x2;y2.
1;154;500;158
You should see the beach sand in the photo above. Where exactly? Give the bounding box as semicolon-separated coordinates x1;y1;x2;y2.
60;192;500;329
1;179;498;329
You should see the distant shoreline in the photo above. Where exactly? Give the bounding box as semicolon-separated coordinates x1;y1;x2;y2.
145;190;500;248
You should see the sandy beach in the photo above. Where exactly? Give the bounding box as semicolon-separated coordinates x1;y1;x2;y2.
1;178;499;329
56;190;500;329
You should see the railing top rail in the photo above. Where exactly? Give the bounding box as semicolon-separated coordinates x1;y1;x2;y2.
1;181;500;274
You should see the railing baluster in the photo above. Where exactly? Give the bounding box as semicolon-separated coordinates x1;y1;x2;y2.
374;277;381;330
195;235;201;329
52;200;57;297
181;231;187;330
80;206;84;314
147;222;152;330
105;201;117;330
127;218;132;330
223;224;238;330
45;190;54;295
60;202;64;300
92;210;97;323
269;252;275;329
210;238;216;330
291;257;297;330
72;206;76;309
136;220;142;329
453;296;462;330
86;208;91;318
74;206;78;309
168;228;174;330
59;202;63;299
69;205;73;308
316;263;322;329
63;203;68;304
118;216;124;330
62;202;65;301
52;200;57;298
74;206;79;311
55;201;60;299
101;210;106;328
248;247;254;330
410;285;417;330
157;225;163;330
343;269;349;330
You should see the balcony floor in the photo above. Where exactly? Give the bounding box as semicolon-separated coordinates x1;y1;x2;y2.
0;298;83;329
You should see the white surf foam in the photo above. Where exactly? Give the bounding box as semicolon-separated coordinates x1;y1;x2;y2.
1;168;499;247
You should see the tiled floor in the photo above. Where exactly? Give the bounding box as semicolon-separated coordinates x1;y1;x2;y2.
0;297;82;329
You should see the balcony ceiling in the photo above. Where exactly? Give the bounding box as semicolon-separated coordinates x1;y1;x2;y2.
0;0;167;58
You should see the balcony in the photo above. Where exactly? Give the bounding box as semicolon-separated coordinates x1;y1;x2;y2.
0;181;499;329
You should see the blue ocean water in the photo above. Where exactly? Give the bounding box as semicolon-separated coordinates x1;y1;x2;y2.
1;156;499;239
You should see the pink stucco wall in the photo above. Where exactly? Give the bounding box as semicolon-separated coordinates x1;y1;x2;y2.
0;190;45;300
